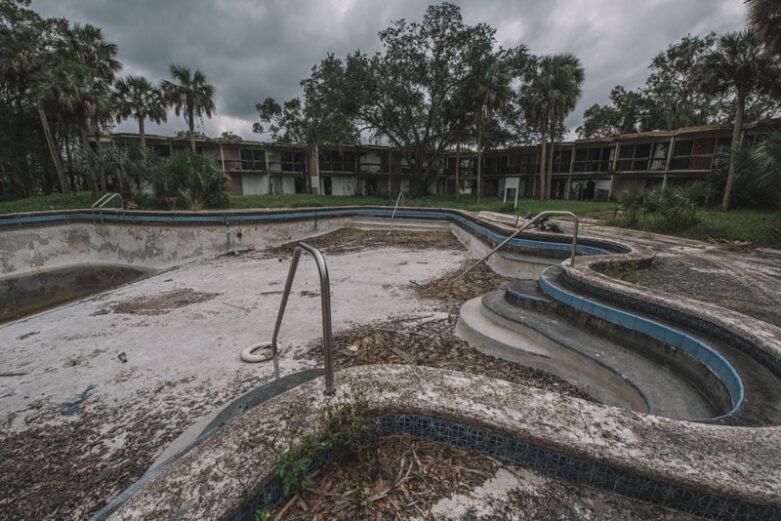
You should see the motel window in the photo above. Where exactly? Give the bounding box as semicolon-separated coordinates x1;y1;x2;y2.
240;149;266;171
573;147;613;172
280;151;305;172
319;149;356;172
617;143;652;171
483;155;509;175
670;138;716;170
518;153;539;174
551;149;572;173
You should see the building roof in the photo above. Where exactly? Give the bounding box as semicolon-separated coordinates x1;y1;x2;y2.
111;117;781;152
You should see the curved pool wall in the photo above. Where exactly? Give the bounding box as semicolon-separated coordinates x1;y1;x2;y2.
0;207;621;277
99;365;781;521
538;267;742;421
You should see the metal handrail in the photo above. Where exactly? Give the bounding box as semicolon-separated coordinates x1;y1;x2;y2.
271;242;335;395
92;192;123;210
91;193;113;208
447;210;579;322
390;191;405;219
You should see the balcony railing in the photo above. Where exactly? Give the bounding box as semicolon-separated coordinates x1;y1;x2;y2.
573;160;612;173
221;159;267;172
358;163;383;174
320;161;356;172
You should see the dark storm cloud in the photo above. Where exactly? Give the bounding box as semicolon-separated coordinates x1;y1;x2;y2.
32;0;746;139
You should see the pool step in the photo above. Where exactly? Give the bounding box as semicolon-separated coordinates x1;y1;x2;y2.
503;280;552;313
456;288;723;420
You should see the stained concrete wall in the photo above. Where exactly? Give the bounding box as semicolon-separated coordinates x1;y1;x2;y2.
241;174;269;195
0;217;357;275
331;175;355;196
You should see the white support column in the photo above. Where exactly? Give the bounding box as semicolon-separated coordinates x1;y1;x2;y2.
662;136;675;189
608;141;620;199
219;143;225;171
565;144;575;200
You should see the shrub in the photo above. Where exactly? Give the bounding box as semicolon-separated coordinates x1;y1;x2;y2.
709;133;781;209
144;150;229;209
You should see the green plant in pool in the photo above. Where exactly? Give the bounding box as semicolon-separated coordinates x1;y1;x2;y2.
262;401;371;501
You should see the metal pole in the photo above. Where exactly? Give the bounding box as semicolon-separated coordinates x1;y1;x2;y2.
271;248;301;359
448;210;579;321
270;243;335;395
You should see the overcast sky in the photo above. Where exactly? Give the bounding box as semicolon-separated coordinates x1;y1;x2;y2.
32;0;748;140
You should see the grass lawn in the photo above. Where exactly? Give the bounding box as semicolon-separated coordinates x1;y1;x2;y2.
607;209;781;249
0;192;100;214
228;193;618;215
0;192;616;216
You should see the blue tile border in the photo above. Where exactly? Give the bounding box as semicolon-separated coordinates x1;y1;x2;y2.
0;207;624;256
558;270;781;380
232;414;779;521
538;267;744;422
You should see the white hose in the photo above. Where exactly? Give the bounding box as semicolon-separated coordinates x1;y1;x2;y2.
241;342;273;363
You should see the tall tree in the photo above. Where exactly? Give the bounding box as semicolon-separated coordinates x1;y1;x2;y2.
746;0;781;57
162;64;215;152
578;86;644;138
114;75;167;148
544;54;584;199
29;63;70;193
472;55;514;202
2;0;69;194
519;69;549;201
308;3;528;193
643;33;720;130
520;54;584;201
697;30;772;210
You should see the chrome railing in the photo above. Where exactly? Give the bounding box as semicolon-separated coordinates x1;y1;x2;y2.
91;192;123;223
447;210;579;322
391;191;405;219
271;242;335;395
92;192;123;210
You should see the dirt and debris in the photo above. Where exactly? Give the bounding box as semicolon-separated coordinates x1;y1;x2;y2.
707;238;755;252
94;288;218;315
269;436;500;521
302;317;593;402
267;436;701;521
0;375;262;521
267;228;466;256
634;252;781;327
412;261;515;310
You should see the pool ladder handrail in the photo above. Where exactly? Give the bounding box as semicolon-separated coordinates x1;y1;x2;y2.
91;192;123;223
271;242;335;395
447;210;579;322
390;191;405;219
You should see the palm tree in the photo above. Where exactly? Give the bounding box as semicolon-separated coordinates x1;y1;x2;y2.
697;30;770;210
520;60;552;201
30;66;71;194
56;24;120;83
114;75;167;148
473;59;512;202
162;65;215;152
746;0;781;57
544;54;584;199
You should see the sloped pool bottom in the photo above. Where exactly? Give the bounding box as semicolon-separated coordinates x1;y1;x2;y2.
0;263;154;323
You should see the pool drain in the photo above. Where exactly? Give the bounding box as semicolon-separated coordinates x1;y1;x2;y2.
241;342;273;363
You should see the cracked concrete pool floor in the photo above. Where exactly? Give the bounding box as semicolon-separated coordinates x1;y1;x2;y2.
1;223;779;520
